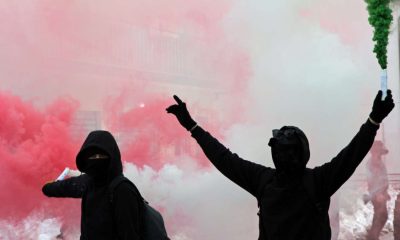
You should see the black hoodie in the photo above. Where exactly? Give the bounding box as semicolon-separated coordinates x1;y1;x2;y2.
190;120;379;240
43;131;141;240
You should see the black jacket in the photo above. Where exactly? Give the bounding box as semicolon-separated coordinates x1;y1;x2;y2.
191;120;379;240
42;131;141;240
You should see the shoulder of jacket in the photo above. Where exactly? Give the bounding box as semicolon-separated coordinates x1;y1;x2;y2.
114;181;141;199
303;168;315;181
262;166;276;179
258;168;276;190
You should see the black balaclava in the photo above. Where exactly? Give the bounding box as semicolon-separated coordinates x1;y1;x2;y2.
76;130;123;186
80;147;110;184
268;126;310;176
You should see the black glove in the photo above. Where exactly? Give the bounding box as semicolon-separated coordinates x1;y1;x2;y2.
166;95;197;131
369;90;395;123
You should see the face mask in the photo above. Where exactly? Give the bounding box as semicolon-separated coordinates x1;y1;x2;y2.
269;128;304;175
84;158;109;177
82;152;110;179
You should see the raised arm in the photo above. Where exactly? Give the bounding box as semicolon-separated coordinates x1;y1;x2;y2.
191;126;273;197
42;174;90;198
166;95;274;197
313;90;394;199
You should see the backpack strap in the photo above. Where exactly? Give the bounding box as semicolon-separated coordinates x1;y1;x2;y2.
108;175;144;203
301;169;331;238
301;169;329;215
108;175;146;237
257;172;276;214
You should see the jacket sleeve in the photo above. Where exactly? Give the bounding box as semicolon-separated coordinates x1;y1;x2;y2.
191;126;274;198
113;183;141;240
42;174;89;198
313;120;379;199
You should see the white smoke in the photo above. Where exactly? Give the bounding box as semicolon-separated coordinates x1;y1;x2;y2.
123;162;258;240
339;185;399;239
222;0;400;169
0;213;62;240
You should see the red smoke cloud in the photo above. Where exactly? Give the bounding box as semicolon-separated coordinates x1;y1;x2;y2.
0;91;80;221
0;90;227;236
0;1;251;237
104;91;225;170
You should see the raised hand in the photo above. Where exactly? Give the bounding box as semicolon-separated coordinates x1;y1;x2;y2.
166;95;197;131
369;90;395;124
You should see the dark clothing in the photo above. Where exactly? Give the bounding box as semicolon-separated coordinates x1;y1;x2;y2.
42;131;141;240
191;120;379;240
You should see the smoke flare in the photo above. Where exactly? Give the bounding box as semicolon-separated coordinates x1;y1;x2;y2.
365;0;393;69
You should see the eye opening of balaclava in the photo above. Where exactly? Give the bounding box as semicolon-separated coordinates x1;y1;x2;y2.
80;147;110;180
268;126;310;175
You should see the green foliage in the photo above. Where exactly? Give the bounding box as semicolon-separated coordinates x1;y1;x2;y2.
366;0;393;69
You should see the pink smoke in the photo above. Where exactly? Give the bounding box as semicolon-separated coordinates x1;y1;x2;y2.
104;91;227;169
0;1;252;237
0;1;250;102
0;91;81;221
299;1;370;46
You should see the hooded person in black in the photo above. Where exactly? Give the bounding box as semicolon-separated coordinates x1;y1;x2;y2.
166;90;395;240
42;130;141;240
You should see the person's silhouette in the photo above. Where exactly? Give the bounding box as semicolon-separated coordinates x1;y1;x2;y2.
167;90;394;240
42;131;142;240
